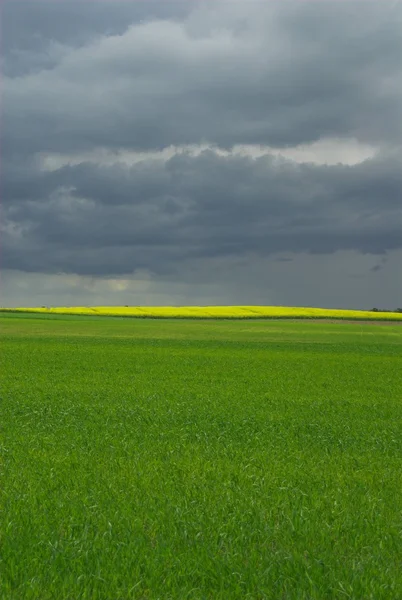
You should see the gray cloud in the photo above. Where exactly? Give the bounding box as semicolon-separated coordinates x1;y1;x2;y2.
3;150;402;276
1;0;402;307
3;0;402;159
1;0;190;77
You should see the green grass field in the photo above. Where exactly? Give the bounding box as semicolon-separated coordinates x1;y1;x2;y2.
1;313;402;599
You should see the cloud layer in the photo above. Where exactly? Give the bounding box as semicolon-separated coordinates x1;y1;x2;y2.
2;0;402;307
3;149;402;277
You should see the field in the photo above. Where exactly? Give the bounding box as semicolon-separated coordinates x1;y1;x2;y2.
1;313;402;599
2;304;402;321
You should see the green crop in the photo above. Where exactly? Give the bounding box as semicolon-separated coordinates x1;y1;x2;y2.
1;314;401;599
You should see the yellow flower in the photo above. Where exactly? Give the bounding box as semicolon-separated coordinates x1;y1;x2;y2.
2;305;402;320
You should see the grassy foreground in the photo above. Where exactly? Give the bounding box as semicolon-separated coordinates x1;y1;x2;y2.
1;313;402;599
1;304;402;321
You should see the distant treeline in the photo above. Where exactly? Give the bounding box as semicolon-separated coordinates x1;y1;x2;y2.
372;308;402;313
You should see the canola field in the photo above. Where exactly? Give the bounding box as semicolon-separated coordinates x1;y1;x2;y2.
1;304;402;320
1;312;402;600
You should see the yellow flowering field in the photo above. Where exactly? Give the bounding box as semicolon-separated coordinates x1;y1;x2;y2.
1;305;402;320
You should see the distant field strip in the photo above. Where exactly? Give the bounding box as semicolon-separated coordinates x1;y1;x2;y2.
1;305;402;320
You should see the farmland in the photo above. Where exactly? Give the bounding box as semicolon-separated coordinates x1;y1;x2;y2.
1;313;402;599
1;304;402;321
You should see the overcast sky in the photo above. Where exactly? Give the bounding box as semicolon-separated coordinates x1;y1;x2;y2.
2;0;402;309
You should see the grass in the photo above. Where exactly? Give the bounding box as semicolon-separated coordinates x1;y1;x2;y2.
1;304;402;321
1;313;402;599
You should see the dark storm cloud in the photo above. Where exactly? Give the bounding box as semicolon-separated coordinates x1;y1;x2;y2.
2;0;402;158
1;0;402;281
3;150;402;276
1;0;190;77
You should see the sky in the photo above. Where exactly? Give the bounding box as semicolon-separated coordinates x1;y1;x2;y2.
1;0;402;309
